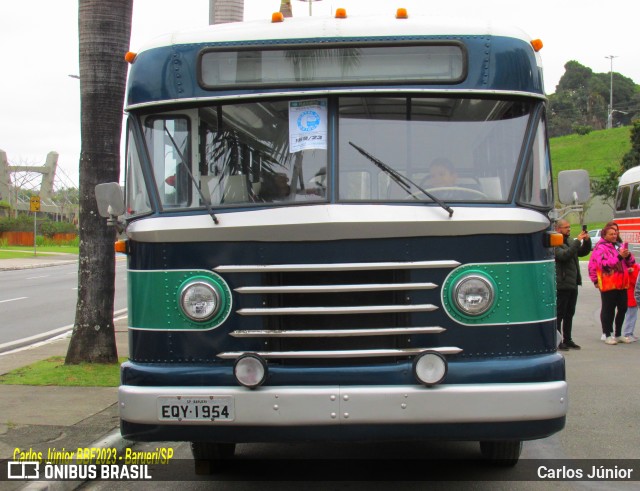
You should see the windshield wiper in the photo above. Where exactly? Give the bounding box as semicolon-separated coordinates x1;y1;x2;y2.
164;124;219;224
349;141;454;217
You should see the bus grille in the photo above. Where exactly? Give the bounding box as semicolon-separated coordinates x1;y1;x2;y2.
213;260;463;364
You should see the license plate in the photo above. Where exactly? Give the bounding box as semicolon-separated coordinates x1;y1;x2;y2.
157;396;235;421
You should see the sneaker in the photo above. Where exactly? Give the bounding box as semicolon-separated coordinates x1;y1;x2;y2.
565;340;581;350
558;342;569;351
605;336;618;345
600;334;607;341
622;335;638;342
618;336;633;344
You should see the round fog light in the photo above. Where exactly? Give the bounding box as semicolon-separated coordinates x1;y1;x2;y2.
234;354;267;389
413;351;447;386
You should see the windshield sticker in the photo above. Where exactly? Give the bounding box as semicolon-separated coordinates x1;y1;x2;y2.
289;100;327;153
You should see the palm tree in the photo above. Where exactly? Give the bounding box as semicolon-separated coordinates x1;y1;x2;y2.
65;0;133;364
209;0;244;24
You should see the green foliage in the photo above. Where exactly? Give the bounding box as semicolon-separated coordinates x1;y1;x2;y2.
0;215;34;232
39;220;78;237
573;125;593;136
0;200;10;209
548;60;639;138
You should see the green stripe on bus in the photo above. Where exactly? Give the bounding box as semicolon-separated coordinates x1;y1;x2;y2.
442;261;556;325
128;270;232;330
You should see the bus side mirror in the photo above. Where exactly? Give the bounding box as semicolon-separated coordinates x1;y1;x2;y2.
557;170;590;205
95;182;125;218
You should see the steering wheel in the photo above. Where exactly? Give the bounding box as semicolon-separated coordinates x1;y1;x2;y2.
407;186;488;200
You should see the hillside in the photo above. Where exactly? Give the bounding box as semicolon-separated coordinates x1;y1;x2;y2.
550;126;631;180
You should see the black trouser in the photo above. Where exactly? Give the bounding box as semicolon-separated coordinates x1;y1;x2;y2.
557;289;579;343
600;289;628;337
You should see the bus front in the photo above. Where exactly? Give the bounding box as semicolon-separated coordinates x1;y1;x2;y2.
115;14;566;467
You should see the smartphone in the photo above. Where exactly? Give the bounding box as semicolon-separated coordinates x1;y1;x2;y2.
582;225;588;232
623;242;629;250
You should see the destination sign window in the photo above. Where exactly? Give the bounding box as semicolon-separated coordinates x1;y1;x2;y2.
199;43;465;87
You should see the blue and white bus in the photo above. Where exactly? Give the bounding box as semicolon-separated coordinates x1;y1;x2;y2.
103;8;569;468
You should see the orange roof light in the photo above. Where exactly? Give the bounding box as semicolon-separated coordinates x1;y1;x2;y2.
335;8;347;18
530;39;543;52
272;12;284;23
396;8;408;19
124;51;137;64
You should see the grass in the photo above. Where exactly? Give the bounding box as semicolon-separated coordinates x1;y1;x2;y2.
550;126;631;181
0;356;127;387
0;244;79;259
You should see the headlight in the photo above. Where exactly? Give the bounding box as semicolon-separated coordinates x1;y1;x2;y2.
179;281;221;321
452;274;494;316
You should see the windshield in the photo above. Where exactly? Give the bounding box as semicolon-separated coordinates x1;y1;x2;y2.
338;97;532;202
130;96;537;214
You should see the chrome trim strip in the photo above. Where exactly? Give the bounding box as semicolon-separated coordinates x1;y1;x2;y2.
216;261;458;273
216;347;461;359
237;304;437;316
230;327;446;338
119;381;567;426
235;282;437;293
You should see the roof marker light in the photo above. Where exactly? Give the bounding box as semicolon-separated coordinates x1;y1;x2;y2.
124;52;137;64
272;12;284;23
396;8;408;19
335;8;347;18
531;39;543;52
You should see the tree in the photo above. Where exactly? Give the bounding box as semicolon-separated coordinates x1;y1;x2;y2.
65;0;133;364
209;0;244;24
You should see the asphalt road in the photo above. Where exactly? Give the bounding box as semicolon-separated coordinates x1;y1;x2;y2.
0;258;127;347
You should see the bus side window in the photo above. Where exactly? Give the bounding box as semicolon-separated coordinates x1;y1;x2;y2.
615;186;631;211
629;184;640;210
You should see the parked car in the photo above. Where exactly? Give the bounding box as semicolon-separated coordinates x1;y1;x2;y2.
588;229;601;240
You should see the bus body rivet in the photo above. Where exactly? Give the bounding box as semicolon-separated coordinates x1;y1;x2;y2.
273;405;279;410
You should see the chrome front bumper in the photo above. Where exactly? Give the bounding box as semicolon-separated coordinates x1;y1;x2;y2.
120;381;567;426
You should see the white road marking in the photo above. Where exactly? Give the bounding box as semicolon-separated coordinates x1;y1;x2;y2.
0;297;28;304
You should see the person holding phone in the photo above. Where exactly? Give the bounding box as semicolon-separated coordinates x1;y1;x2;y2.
554;220;592;350
588;223;636;345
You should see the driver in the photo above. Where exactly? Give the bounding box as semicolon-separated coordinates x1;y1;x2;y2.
426;158;457;188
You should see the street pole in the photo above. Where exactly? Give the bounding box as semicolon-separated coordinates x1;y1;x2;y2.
605;55;617;129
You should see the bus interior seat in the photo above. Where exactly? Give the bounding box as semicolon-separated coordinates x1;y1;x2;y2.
478;177;502;199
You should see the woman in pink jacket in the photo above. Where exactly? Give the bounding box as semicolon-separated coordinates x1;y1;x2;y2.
588;224;636;345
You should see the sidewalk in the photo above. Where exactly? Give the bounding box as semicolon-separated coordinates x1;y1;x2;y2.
0;254;129;490
0;253;78;272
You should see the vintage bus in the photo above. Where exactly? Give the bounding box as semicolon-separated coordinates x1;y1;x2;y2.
99;8;572;468
614;166;640;255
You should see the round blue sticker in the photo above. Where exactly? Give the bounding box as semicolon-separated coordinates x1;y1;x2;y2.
297;110;320;132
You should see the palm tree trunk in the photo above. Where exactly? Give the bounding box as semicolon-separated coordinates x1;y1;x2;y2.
209;0;244;24
65;0;132;364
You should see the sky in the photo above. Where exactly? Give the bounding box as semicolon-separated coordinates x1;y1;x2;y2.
0;0;638;188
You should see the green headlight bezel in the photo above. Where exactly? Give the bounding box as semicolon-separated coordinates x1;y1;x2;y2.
176;273;232;328
444;269;498;321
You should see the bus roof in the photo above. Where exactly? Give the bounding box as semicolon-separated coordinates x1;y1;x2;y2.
126;13;545;109
136;14;536;53
619;166;640;187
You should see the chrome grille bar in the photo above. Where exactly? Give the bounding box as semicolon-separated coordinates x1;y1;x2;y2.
230;327;446;338
217;347;463;359
235;282;437;294
214;260;460;273
237;304;437;316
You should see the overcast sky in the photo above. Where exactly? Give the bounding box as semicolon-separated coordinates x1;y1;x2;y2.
1;0;637;187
